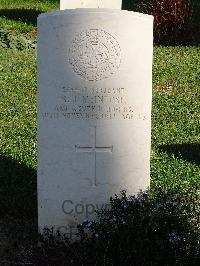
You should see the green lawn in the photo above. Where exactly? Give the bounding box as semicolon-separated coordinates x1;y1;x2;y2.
0;48;37;218
0;0;59;32
152;46;200;193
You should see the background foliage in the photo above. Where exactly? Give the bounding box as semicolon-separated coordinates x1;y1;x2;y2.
123;0;199;44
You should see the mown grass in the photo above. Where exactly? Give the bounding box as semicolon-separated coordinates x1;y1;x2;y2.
0;48;37;219
0;48;36;168
152;46;200;194
0;0;59;32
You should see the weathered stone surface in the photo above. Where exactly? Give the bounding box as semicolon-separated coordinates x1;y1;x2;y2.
37;9;153;238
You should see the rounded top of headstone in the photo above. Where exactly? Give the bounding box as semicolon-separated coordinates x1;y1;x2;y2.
38;9;154;22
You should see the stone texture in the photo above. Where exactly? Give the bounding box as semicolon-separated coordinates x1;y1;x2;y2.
37;9;153;238
60;0;122;10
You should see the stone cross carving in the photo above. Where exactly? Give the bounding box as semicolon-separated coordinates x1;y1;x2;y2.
60;0;122;10
75;126;113;187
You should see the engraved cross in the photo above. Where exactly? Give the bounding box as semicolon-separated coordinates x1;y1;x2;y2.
75;126;113;187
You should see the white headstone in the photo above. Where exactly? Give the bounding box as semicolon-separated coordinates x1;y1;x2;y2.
37;9;153;239
60;0;122;10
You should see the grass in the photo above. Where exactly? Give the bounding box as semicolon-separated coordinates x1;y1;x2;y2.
0;48;37;219
0;0;59;32
152;46;200;193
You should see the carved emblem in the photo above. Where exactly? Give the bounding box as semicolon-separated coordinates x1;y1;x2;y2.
69;29;121;81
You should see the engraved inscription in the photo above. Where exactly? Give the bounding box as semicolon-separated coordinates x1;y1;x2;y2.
69;29;121;81
75;126;113;187
41;85;136;120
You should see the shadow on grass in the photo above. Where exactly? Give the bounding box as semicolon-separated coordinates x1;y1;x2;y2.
0;154;37;220
0;154;37;262
158;143;200;166
0;9;43;27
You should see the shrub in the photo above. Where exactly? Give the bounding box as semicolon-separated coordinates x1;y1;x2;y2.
0;27;36;49
34;189;200;265
141;0;193;45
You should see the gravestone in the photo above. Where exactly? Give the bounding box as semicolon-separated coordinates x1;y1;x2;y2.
60;0;122;9
37;6;153;239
